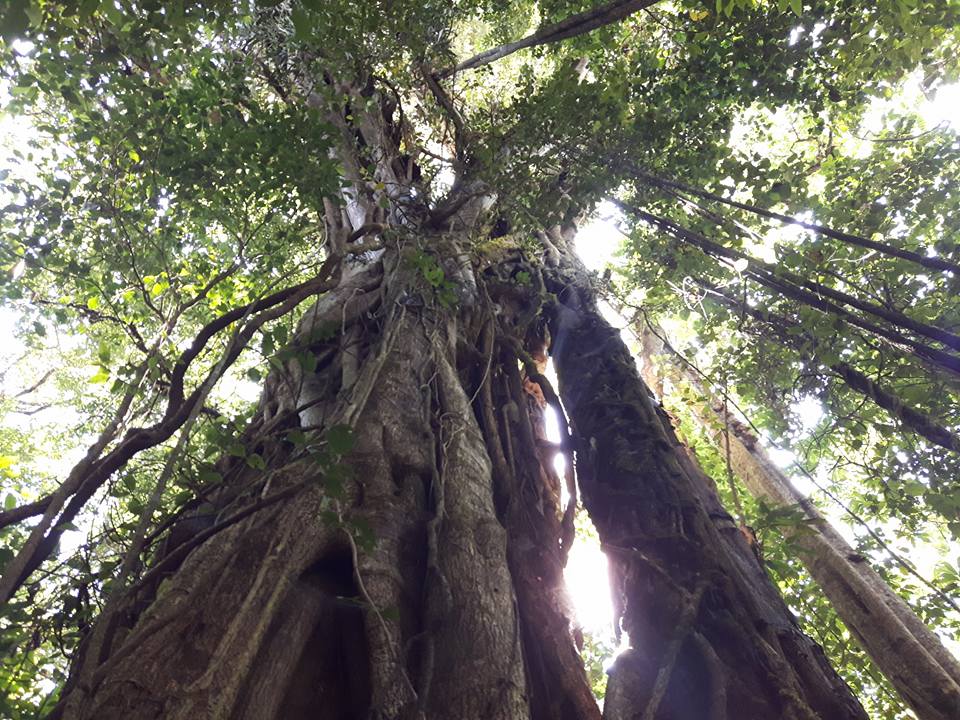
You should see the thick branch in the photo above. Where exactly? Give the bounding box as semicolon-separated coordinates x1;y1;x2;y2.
0;261;342;605
630;169;960;276
699;282;960;454
0;497;52;529
617;201;960;376
437;0;659;77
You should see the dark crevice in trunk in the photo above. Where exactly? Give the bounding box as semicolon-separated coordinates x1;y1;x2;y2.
240;545;372;720
469;263;602;720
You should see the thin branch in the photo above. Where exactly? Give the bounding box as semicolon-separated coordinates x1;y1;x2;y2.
0;497;52;529
852;122;948;144
614;199;960;376
33;298;149;353
128;482;307;596
696;281;960;454
0;260;342;605
13;369;54;398
659;190;960;353
420;66;466;152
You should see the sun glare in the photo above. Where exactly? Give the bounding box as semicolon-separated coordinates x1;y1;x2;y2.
542;366;617;641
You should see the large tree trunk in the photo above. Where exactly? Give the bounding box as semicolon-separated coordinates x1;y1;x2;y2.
45;33;872;708
51;221;872;720
544;238;869;720
53;240;597;720
638;322;960;720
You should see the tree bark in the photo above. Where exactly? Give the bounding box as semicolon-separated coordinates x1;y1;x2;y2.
545;244;869;720
638;320;960;720
53;241;598;720
53;224;875;720
47;39;872;714
7;9;941;718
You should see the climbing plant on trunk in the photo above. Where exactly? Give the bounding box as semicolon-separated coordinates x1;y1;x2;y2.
0;1;957;719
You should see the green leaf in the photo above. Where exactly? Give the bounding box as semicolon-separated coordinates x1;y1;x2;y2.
351;517;376;552
78;0;101;20
291;8;312;40
0;0;33;42
286;429;307;447
902;482;925;497
0;547;15;574
298;352;318;374
324;468;346;498
326;424;355;456
23;1;40;24
89;367;110;384
199;469;223;485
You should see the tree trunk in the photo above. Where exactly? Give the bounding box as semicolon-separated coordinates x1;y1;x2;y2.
544;242;868;720
43;36;878;707
53;239;598;720
638;322;960;720
50;221;873;719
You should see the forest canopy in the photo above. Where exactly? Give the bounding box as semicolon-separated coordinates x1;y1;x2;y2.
0;1;958;719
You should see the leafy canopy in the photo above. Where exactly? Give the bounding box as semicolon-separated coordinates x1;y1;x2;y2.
0;1;958;717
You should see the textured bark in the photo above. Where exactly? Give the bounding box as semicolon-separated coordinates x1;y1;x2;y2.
8;9;917;719
54;238;875;719
545;249;869;720
45;38;872;717
50;32;601;714
638;323;960;720
54;241;597;720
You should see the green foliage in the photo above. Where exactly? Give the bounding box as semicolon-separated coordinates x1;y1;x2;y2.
411;249;459;308
0;0;957;715
580;630;613;700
